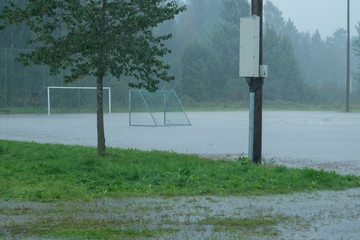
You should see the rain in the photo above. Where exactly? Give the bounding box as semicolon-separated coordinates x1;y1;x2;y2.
1;0;360;239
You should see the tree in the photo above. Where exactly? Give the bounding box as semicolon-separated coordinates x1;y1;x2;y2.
181;40;220;102
264;1;285;34
325;29;347;88
209;0;250;101
263;25;312;102
211;0;249;73
0;0;186;156
353;23;360;96
185;0;221;42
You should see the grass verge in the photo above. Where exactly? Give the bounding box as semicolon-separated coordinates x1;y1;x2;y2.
1;140;359;202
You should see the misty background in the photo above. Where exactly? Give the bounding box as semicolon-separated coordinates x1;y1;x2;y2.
1;0;360;112
270;0;360;39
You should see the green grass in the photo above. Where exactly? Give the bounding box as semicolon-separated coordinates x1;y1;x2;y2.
182;101;360;112
3;101;360;114
7;217;179;240
198;216;277;227
1;140;360;202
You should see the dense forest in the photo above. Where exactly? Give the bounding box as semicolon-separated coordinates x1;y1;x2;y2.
1;0;360;112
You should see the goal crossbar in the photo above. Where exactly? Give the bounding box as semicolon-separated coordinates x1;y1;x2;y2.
47;86;111;115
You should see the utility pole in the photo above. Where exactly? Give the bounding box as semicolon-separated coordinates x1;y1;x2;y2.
239;0;265;164
346;0;350;112
249;0;263;163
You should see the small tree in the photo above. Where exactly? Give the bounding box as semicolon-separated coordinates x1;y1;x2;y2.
0;0;186;156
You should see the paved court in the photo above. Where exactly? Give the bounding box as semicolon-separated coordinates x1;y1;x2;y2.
1;111;360;175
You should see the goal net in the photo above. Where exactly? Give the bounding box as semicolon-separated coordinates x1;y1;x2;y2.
129;90;191;126
47;86;111;115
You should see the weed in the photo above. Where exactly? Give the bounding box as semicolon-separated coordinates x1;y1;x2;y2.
205;196;220;203
197;216;285;238
198;216;277;227
237;156;250;165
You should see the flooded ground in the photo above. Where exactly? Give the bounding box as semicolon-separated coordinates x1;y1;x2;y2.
1;188;360;239
1;111;360;239
1;111;359;175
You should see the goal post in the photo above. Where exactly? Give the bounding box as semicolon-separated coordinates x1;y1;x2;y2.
47;86;111;115
129;90;191;126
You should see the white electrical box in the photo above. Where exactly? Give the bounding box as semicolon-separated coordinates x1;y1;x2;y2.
239;16;260;77
259;65;268;77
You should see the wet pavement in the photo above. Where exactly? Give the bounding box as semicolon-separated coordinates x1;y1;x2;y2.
1;111;359;175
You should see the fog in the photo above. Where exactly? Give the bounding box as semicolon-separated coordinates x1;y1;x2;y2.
269;0;360;38
1;0;360;112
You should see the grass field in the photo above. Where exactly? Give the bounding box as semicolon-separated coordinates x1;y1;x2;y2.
1;140;359;202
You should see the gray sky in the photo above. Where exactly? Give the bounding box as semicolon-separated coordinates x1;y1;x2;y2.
268;0;360;38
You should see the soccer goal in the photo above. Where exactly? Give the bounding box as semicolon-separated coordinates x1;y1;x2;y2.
129;90;191;126
47;86;111;115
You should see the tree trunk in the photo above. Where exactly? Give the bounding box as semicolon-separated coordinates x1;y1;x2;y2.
96;75;106;156
96;0;107;157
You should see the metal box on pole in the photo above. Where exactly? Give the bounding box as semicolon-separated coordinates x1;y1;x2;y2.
239;16;260;77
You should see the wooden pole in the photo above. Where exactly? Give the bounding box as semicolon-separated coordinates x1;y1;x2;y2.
250;0;263;164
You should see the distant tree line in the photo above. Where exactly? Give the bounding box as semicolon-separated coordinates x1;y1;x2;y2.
0;0;130;112
1;0;360;112
169;0;360;106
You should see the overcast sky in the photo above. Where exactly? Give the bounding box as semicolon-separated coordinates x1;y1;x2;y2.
268;0;360;38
